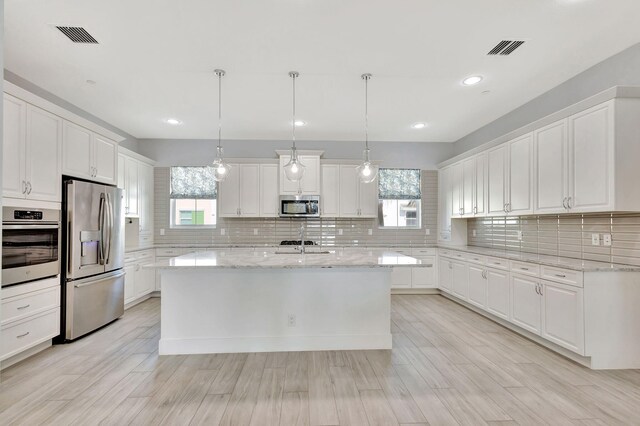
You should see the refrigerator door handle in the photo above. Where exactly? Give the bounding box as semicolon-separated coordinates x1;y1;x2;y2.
98;194;106;265
105;193;113;265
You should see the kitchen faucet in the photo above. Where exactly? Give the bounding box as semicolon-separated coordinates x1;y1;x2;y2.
298;224;306;254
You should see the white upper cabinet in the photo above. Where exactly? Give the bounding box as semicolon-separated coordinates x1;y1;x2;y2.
438;166;452;241
450;162;462;218
279;154;320;195
487;145;507;215
93;135;118;184
218;164;260;217
535;119;568;214
124;157;139;216
462;157;475;217
321;164;340;217
259;164;279;217
63;121;117;185
474;153;487;216
117;154;126;189
3;95;27;199
569;101;614;212
3;94;62;202
507;133;534;215
138;162;154;236
337;164;377;218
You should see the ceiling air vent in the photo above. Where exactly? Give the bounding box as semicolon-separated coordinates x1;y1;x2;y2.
487;40;525;56
56;26;98;44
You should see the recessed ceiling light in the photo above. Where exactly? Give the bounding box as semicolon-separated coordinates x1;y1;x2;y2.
86;79;96;85
411;122;427;129
294;120;307;127
462;75;483;86
165;118;183;125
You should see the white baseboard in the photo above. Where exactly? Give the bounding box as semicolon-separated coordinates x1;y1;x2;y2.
391;288;439;295
159;333;393;355
0;340;51;371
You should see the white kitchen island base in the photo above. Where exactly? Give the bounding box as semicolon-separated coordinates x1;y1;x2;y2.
159;267;392;355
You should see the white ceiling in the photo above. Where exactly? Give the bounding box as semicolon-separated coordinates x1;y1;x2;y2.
5;0;640;143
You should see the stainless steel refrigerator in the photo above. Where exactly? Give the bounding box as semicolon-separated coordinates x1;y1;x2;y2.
61;179;125;341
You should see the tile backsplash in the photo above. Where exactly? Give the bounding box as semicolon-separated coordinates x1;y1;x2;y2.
154;167;438;247
468;214;640;266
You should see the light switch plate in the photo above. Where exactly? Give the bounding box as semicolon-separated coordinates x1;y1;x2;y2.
253;228;259;235
338;229;343;235
603;234;612;246
159;228;165;236
592;233;600;246
517;231;523;241
368;229;373;236
472;229;477;237
221;228;226;236
425;228;430;235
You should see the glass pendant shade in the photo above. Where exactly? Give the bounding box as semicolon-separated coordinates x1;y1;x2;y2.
356;148;378;183
283;147;305;182
212;146;231;182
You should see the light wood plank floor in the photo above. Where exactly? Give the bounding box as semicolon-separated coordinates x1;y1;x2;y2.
1;295;640;425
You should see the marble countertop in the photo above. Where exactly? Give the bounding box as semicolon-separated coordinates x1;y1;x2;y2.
151;249;431;270
439;245;640;272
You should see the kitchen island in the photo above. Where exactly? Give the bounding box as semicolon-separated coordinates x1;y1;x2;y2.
153;249;423;355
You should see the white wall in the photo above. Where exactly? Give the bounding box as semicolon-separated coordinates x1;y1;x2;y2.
453;42;640;156
138;138;454;170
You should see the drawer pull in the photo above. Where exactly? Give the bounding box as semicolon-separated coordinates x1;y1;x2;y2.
17;304;31;310
423;264;433;268
520;267;529;271
473;258;479;261
555;274;566;278
17;332;30;339
493;262;501;265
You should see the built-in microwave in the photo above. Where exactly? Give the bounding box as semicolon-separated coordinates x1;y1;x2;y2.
2;207;61;287
279;195;320;218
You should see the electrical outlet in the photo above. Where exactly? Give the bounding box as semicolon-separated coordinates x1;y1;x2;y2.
517;231;523;241
368;229;373;236
425;228;430;236
159;228;165;236
253;228;259;236
472;229;477;237
603;234;612;246
220;228;226;236
591;233;600;246
338;229;343;236
287;314;296;327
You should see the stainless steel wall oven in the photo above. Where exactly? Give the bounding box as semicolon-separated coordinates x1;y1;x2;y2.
2;207;61;287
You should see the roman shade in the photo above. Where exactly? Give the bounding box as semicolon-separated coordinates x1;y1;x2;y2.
378;168;421;200
170;166;217;199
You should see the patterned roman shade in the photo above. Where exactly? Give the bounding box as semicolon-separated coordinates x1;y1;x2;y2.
378;168;421;199
170;166;217;199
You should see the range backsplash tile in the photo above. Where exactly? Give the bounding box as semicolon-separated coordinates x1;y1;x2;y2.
468;213;640;265
154;167;438;248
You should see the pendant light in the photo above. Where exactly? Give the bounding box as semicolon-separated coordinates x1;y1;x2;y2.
212;69;231;182
356;73;378;183
283;71;305;182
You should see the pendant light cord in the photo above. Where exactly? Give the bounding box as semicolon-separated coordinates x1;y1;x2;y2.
291;72;297;149
365;75;369;150
217;71;222;150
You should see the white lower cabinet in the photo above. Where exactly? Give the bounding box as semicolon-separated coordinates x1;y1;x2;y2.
510;274;542;335
411;257;436;288
467;265;487;308
451;261;469;300
438;257;453;293
124;250;156;306
0;277;61;362
541;280;584;354
486;268;510;320
391;267;412;289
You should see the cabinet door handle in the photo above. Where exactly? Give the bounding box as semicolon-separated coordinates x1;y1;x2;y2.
521;267;529;271
22;180;27;194
562;197;568;209
567;197;572;209
27;182;32;195
555;273;566;278
17;332;30;339
539;284;543;296
17;304;31;310
473;206;477;215
535;283;540;295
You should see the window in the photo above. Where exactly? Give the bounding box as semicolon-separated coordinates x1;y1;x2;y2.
378;168;421;228
170;166;217;227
